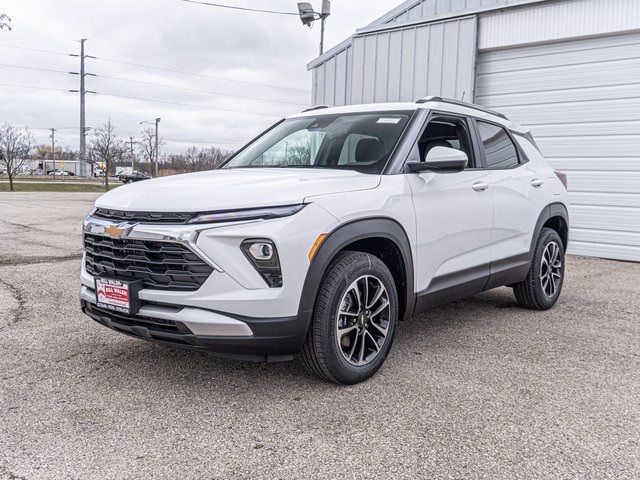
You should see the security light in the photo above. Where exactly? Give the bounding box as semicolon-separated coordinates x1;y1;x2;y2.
297;2;315;27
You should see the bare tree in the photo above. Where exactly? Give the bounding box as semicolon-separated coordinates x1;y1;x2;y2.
138;127;165;176
0;123;33;191
185;145;200;172
88;120;126;191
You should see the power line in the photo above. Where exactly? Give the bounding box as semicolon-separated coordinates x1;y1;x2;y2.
0;43;70;56
0;63;73;75
93;73;307;106
88;39;246;70
96;91;284;117
92;56;308;93
165;138;242;145
0;82;71;93
121;131;243;145
181;0;297;16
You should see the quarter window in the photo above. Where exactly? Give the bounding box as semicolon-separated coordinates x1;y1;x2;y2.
477;121;519;169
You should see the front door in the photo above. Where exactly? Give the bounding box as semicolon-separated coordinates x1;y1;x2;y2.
406;114;494;308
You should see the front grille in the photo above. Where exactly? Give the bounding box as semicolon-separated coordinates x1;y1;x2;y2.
84;233;213;291
94;208;194;224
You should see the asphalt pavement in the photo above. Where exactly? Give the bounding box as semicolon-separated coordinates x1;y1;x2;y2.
1;192;639;479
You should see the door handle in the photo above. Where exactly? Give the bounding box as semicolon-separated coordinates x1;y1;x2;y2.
531;179;544;188
472;182;489;192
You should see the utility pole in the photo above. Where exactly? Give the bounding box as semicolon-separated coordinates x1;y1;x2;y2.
129;136;135;170
49;128;56;177
154;118;160;177
79;39;86;178
141;118;161;177
69;39;95;178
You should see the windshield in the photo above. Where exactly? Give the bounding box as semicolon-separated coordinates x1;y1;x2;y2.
222;111;414;174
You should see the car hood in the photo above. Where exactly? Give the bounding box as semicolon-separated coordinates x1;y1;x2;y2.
95;168;381;212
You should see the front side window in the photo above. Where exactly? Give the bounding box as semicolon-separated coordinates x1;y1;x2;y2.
416;117;475;168
477;121;519;169
222;112;413;174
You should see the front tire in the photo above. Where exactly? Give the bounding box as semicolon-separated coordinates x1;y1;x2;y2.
302;251;398;384
513;228;565;310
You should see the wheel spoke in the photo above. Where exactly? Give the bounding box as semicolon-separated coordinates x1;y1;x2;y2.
339;310;357;317
369;319;388;336
366;284;384;309
347;331;359;361
358;330;367;364
364;330;380;352
361;277;369;311
338;325;358;338
370;298;389;319
347;283;362;313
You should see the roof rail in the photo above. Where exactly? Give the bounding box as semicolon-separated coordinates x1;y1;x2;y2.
416;96;508;120
302;105;329;113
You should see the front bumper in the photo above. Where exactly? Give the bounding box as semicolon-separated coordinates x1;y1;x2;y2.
81;293;310;362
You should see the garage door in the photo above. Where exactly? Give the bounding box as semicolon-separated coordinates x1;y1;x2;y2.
476;32;640;262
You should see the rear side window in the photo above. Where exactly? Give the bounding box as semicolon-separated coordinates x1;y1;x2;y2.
477;121;519;169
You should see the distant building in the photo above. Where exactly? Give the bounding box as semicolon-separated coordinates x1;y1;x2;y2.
308;0;640;262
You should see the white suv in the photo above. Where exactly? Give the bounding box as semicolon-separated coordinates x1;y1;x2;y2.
81;97;569;384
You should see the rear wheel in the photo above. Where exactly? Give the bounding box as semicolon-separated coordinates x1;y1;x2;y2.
513;228;565;310
301;251;398;384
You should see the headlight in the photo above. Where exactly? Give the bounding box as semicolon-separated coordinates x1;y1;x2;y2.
187;204;306;225
241;239;282;288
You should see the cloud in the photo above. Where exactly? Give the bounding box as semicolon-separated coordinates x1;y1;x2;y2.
0;0;393;153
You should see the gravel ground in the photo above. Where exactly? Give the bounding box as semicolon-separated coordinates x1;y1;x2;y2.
1;192;639;480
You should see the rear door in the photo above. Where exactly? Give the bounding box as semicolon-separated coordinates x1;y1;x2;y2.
472;119;547;283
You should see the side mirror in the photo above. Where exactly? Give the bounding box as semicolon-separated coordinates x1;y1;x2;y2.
406;146;468;173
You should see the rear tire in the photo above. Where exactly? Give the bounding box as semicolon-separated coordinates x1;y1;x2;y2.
513;228;565;310
301;251;398;384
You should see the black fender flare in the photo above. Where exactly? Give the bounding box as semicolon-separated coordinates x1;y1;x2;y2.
297;217;415;330
529;202;569;260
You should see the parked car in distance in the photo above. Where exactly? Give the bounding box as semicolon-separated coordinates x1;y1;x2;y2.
80;96;569;384
118;171;151;184
48;169;69;176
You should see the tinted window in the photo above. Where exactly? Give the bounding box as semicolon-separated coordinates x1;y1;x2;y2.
477;121;519;169
417;118;475;168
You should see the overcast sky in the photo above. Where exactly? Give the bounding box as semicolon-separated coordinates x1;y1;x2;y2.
0;0;394;154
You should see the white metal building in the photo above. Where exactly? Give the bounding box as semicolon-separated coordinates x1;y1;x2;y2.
308;0;640;262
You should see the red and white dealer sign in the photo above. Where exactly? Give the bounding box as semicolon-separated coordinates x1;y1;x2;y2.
95;278;131;313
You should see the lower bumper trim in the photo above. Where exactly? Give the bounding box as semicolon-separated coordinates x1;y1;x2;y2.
81;300;311;362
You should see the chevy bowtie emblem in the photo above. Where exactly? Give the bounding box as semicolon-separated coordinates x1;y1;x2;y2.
104;224;126;237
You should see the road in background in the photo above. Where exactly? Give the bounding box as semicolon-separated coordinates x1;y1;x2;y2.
1;193;639;480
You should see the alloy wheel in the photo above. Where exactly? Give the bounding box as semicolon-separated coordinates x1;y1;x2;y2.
335;275;390;366
540;241;562;298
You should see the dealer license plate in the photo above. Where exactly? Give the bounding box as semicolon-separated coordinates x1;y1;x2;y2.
95;278;141;315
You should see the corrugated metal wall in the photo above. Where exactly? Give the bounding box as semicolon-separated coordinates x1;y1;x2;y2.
477;31;640;262
376;0;527;25
312;17;476;106
479;0;640;50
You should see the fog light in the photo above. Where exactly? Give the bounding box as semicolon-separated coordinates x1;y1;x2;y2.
241;239;282;288
249;242;274;260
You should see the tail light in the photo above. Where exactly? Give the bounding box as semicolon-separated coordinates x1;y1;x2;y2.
554;171;568;190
